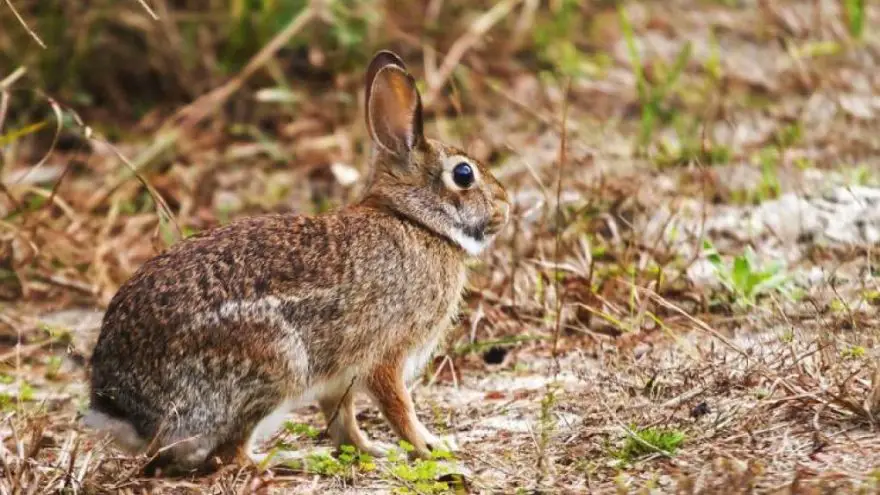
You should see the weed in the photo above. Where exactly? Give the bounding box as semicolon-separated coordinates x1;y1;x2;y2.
613;425;686;462
620;6;693;151
18;382;34;402
1;381;35;411
830;298;848;313
842;346;866;360
225;0;374;73
284;421;321;439
755;147;782;202
297;445;376;477
533;0;608;79
703;240;793;307
45;355;63;380
654;115;731;167
847;164;876;186
863;290;880;305
779;329;795;344
534;384;559;486
774;122;803;148
300;452;346;476
842;0;866;40
388;441;458;494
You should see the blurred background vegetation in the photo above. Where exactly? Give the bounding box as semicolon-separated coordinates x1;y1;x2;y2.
2;0;605;132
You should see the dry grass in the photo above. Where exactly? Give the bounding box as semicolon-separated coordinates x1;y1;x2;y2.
2;0;880;493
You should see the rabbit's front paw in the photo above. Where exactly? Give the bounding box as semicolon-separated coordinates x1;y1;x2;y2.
426;434;458;454
359;440;395;458
417;425;458;455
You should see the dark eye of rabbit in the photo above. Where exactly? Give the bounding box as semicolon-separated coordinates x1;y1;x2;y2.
452;162;475;189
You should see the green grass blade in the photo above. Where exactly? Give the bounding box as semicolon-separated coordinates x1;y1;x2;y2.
618;6;646;103
843;0;865;39
658;41;692;99
0;121;48;147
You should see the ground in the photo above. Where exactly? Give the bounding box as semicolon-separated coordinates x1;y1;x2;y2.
1;0;880;493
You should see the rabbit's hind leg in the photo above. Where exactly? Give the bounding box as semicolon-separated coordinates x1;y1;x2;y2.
319;390;390;457
242;399;333;468
82;409;147;454
139;430;225;476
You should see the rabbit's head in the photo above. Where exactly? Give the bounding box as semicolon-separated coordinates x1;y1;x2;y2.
361;51;510;256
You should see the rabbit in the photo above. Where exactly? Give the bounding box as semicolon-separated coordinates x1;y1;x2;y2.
83;50;510;475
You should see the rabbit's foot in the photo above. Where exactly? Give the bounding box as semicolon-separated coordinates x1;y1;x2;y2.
334;439;394;458
413;423;458;458
423;432;459;454
359;440;395;458
416;419;457;452
248;446;334;470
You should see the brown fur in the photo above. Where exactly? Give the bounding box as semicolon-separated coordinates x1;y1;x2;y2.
85;50;509;474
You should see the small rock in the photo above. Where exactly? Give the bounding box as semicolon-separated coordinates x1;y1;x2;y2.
690;401;711;418
838;94;876;120
329;162;360;187
632;343;651;359
482;346;508;365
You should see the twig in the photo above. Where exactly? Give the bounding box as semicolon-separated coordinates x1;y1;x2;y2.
509;0;539;52
551;78;572;370
95;138;183;241
422;0;523;107
2;0;45;48
386;21;589;139
640;286;748;357
8;95;63;187
134;0;159;20
40;273;97;295
0;89;9;141
0;336;62;363
167;5;316;131
45;103;183;239
83;130;179;211
325;375;357;436
0;67;27;91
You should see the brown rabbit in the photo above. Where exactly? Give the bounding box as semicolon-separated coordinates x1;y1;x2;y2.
84;50;510;474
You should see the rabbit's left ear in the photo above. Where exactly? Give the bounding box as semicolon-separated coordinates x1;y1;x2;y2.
365;50;407;115
366;60;424;157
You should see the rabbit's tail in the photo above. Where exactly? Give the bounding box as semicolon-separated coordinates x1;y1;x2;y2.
82;409;147;453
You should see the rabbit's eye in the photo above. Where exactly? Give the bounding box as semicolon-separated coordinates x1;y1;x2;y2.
452;162;475;189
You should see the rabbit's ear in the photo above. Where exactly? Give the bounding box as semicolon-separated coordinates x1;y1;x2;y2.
366;64;424;157
365;50;406;116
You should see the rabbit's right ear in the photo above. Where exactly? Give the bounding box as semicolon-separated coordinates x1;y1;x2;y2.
365;52;424;157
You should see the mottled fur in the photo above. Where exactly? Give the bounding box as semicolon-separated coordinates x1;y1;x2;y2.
85;51;509;475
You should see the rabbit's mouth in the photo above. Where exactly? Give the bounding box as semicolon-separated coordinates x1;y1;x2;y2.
459;221;489;242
